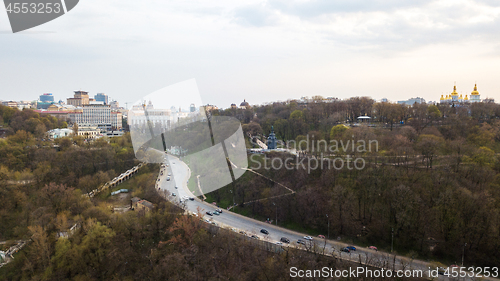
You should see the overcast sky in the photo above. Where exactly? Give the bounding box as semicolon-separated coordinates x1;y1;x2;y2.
1;0;500;108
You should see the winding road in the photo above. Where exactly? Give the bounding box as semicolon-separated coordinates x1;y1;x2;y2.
157;154;498;281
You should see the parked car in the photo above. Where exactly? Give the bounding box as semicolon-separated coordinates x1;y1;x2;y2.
175;186;178;189
206;211;213;216
346;246;356;251
318;235;325;239
251;235;259;239
189;197;195;201
368;246;378;251
341;247;350;253
213;211;220;215
276;242;283;246
216;208;223;213
280;237;290;243
171;193;176;196
167;177;171;181
168;173;171;176
296;239;306;245
260;229;269;235
303;236;313;241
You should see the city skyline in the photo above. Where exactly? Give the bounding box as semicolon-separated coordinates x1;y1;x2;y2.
2;0;500;108
0;81;491;110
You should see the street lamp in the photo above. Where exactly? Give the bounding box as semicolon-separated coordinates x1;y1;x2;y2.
272;202;277;225
462;243;467;266
326;214;329;239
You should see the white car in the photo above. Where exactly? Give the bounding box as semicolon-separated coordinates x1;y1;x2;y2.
303;236;313;241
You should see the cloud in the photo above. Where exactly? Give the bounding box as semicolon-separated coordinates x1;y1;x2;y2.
268;0;435;18
232;4;278;27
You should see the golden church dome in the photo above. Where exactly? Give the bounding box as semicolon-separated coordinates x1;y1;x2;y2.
471;84;479;95
440;95;444;100
464;95;469;100
451;85;458;96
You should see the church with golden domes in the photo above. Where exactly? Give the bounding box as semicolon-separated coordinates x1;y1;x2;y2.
440;84;481;104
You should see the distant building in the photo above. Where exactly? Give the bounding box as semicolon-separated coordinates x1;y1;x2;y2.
69;104;122;130
380;98;388;103
190;103;196;112
104;130;124;137
47;104;76;112
240;99;250;109
267;126;277;150
200;104;218;113
111;111;123;129
67;91;90;107
439;84;481;104
75;124;100;139
17;101;35;110
131;197;154;212
109;100;119;109
2;101;17;108
47;128;73;139
39;93;54;102
94;93;108;105
230;103;237;109
398;97;426;105
469;84;481;103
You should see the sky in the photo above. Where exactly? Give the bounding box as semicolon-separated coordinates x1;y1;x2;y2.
1;0;500;109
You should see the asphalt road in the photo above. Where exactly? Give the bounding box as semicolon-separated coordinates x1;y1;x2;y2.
157;154;498;281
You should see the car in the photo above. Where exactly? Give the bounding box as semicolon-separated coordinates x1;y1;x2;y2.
160;172;163;176
368;246;378;251
168;173;171;176
280;237;290;243
437;267;446;275
216;208;223;213
318;235;326;239
296;239;306;245
175;186;178;189
239;231;246;235
206;211;213;216
213;211;220;215
341;247;350;253
189;197;195;201
303;236;313;241
167;177;171;181
276;242;283;246
346;246;356;251
251;235;259;239
260;229;269;235
171;193;176;196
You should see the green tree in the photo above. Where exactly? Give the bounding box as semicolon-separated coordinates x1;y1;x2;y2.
330;124;349;139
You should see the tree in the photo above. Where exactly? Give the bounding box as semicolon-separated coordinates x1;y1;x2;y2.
416;134;444;168
330;124;349;139
72;123;79;135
